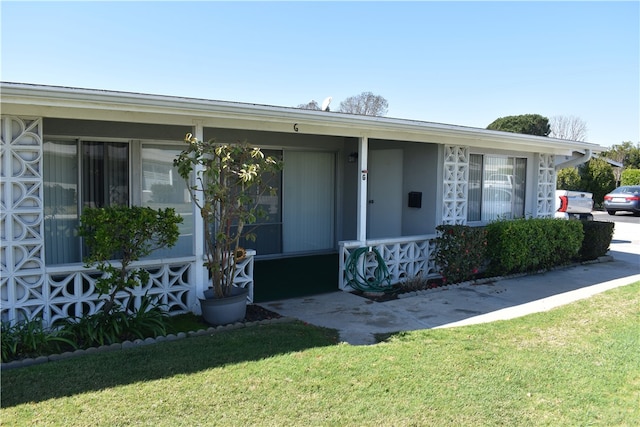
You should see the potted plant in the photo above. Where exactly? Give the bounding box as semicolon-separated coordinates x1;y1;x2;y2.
174;133;282;325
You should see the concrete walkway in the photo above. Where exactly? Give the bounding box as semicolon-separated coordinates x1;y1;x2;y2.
264;218;639;345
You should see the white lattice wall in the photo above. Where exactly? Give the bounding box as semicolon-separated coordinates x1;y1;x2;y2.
339;235;439;290
42;260;194;326
442;145;469;225
1;117;47;323
536;153;556;217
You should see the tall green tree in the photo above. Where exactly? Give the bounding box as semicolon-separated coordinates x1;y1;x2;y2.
578;158;616;205
487;114;551;136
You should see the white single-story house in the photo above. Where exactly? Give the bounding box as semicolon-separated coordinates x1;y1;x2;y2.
1;82;602;325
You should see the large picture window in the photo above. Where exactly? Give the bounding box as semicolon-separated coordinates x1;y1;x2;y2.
468;154;526;222
44;140;194;265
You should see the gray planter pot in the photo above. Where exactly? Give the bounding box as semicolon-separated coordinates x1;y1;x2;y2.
200;286;248;326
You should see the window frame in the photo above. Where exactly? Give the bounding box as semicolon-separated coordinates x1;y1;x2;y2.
466;151;530;224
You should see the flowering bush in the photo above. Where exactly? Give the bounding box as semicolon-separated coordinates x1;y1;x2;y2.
435;225;488;284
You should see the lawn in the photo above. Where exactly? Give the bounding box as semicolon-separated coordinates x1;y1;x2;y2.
2;282;638;426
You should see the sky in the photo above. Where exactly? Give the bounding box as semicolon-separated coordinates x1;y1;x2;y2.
1;1;638;147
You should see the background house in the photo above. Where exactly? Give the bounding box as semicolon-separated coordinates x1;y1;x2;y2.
1;83;602;325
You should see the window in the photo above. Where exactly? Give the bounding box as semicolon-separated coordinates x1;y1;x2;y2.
468;154;526;222
44;140;81;264
234;150;336;256
44;141;336;264
231;149;283;256
141;144;194;258
43;140;193;265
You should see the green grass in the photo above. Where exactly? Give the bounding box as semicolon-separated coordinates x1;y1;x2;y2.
2;282;639;426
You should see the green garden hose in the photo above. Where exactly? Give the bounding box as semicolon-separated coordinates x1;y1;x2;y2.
344;247;393;292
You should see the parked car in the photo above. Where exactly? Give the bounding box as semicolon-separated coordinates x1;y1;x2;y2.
603;186;640;216
555;190;593;220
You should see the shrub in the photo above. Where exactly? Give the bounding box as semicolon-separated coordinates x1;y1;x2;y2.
579;158;616;206
435;225;487;284
579;221;614;261
1;319;76;363
486;218;583;275
78;205;182;315
621;168;640;185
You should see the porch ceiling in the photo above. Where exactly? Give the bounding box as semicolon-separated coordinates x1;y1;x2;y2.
1;82;602;155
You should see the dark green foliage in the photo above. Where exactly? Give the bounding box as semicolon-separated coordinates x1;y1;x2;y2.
485;218;583;275
78;205;182;314
556;167;582;190
578;158;616;206
486;114;551;136
621;168;640;185
59;294;169;349
1;319;77;363
2;296;170;362
435;225;488;284
579;221;614;261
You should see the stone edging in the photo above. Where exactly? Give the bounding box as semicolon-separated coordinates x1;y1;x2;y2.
1;317;296;372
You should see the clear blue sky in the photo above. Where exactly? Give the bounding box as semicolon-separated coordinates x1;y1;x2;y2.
2;1;638;147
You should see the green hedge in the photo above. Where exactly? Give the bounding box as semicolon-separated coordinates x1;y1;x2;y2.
435;225;487;284
432;220;614;284
579;221;614;261
485;218;583;275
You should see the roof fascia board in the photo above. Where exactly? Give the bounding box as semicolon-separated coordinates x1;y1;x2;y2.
1;82;602;154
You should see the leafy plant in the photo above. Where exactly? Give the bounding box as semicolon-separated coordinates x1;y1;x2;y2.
174;133;283;298
1;319;76;363
60;294;169;348
435;225;488;284
78;205;182;314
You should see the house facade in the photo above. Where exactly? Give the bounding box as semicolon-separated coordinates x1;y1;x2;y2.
0;83;601;325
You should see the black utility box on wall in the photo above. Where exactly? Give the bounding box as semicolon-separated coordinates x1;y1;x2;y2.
408;191;422;208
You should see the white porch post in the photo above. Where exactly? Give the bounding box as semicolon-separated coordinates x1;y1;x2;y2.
356;136;369;242
192;121;207;306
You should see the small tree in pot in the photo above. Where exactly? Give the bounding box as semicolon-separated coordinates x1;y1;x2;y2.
174;133;282;302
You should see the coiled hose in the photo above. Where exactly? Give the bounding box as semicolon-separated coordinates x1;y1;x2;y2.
344;247;393;292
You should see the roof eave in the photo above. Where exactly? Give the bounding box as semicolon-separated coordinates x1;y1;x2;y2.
1;82;602;154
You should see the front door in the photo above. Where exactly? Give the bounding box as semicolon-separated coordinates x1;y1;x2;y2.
367;149;403;238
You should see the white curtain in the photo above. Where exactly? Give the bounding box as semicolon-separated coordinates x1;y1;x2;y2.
283;151;335;253
468;154;483;222
44;141;81;264
482;156;513;221
44;141;129;265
